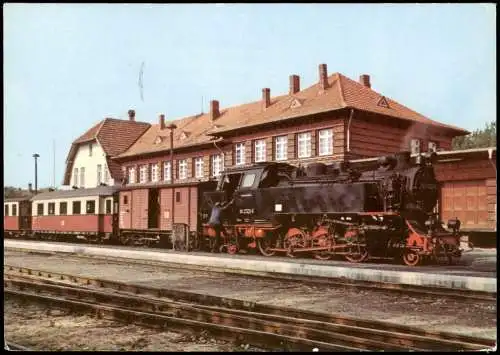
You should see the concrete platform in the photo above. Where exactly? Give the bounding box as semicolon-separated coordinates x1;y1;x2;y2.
4;240;497;293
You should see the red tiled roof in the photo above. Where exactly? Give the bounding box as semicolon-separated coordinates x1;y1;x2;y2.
63;118;151;184
116;72;469;159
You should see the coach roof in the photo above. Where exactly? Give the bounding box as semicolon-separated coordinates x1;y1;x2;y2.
30;186;120;201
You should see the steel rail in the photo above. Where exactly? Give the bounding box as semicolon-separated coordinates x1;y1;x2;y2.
4;266;495;351
5;247;496;302
5;285;360;352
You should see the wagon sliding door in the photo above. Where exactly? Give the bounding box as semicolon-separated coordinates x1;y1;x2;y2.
148;188;160;229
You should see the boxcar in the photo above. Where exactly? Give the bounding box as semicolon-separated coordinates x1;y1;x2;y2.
118;181;217;248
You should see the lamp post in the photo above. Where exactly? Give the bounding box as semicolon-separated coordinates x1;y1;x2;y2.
32;153;40;195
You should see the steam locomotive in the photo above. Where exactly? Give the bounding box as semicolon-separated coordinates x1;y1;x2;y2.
201;151;463;266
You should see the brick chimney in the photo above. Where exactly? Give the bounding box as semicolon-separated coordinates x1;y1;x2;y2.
319;64;328;90
210;100;220;121
289;75;300;94
262;88;271;109
359;74;371;88
128;109;136;121
159;114;166;129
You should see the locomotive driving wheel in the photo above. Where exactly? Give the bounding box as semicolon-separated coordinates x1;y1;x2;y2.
284;229;307;258
344;243;369;263
257;237;276;257
313;233;334;260
402;249;421;266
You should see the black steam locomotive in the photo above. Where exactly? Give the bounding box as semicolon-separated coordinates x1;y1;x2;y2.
201;151;463;266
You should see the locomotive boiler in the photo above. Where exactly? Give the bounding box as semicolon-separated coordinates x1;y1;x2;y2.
201;151;463;266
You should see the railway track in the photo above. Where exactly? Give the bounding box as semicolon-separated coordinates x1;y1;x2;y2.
4;265;495;352
6;247;496;302
5;341;32;351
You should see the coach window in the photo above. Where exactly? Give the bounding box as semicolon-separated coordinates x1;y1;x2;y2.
106;199;112;214
176;191;181;203
123;195;128;205
86;200;96;214
12;204;17;216
48;203;56;215
37;203;44;216
73;201;81;215
4;204;9;216
60;202;68;215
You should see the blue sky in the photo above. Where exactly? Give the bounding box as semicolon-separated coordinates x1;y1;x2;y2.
3;3;496;188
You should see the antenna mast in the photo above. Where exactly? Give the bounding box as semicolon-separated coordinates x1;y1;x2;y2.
53;139;56;189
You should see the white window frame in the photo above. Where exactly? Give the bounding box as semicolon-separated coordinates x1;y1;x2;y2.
139;165;148;183
163;162;172;182
80;167;85;187
212;155;222;177
411;138;421;154
275;136;287;161
97;164;102;185
318;129;333;156
194;157;204;179
73;168;79;187
178;159;188;180
428;141;437;153
104;166;109;184
128;167;136;184
254;139;266;162
297;132;311;158
235;142;246;165
151;163;159;182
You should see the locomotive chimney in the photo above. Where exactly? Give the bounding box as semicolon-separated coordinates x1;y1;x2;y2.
318;63;328;90
359;74;371;88
262;88;271;109
289;75;300;94
159;114;166;129
128;109;136;121
210;100;220;121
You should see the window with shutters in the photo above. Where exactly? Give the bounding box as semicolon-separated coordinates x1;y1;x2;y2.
128;167;136;184
318;129;333;156
73;168;79;187
274;136;287;161
411;139;421;154
194;157;204;179
211;155;222;177
254;139;266;162
80;167;85;187
151;163;159;182
164;162;172;182
97;164;102;185
139;165;148;183
297;132;312;158
235;143;246;165
178;159;187;180
104;166;109;184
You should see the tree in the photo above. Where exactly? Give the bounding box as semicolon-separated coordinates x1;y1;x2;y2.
452;121;496;150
